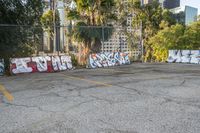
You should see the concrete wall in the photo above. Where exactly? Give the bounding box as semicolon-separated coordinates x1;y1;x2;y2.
88;52;130;68
10;55;72;74
168;50;200;64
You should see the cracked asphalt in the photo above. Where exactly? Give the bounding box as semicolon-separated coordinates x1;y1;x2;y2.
0;63;200;133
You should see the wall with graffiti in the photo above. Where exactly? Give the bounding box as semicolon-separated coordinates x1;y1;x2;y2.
10;55;73;74
88;52;130;68
168;50;200;64
0;59;4;76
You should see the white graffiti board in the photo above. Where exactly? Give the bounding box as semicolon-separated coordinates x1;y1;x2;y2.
10;55;73;74
88;52;130;68
0;59;4;76
168;50;200;64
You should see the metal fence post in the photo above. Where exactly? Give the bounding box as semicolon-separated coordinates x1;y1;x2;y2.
102;26;105;52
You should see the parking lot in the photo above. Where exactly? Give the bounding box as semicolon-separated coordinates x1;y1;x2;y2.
0;63;200;133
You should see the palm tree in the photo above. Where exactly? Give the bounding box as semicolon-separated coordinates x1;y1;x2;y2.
66;0;116;53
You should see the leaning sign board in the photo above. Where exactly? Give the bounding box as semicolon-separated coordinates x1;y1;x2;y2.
88;52;130;68
10;55;73;75
168;50;200;64
0;59;4;76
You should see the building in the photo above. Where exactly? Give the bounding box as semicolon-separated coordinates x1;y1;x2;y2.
170;6;198;25
161;0;180;9
157;0;198;25
184;6;198;25
143;0;180;9
160;0;198;25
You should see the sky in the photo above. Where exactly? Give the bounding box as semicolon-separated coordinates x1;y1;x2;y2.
181;0;200;14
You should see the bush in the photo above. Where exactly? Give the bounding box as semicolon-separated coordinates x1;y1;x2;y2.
69;53;78;67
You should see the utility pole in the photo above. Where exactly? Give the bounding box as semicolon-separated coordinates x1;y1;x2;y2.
53;0;57;53
140;21;144;63
140;0;144;63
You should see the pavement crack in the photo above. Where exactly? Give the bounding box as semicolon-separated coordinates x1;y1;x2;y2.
65;99;95;112
114;85;143;96
90;95;114;104
180;79;186;86
160;97;200;109
2;100;56;113
3;101;39;110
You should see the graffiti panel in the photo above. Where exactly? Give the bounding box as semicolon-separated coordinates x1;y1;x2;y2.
10;58;33;74
168;50;200;64
60;56;73;69
88;52;130;69
168;50;181;63
32;56;51;72
52;56;67;71
190;50;200;64
0;59;4;76
10;55;73;74
181;50;191;63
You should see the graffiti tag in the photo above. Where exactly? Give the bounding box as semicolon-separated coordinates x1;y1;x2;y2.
10;55;73;74
88;52;130;68
168;50;200;64
0;59;4;76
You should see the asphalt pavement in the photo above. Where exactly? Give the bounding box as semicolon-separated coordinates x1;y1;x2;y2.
0;63;200;133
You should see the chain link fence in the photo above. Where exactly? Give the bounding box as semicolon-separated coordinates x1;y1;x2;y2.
0;24;143;61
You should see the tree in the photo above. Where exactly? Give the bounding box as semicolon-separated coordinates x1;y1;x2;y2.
198;15;200;21
41;10;54;37
183;20;200;49
66;0;117;53
40;9;60;52
0;0;43;72
130;0;176;62
149;20;200;62
149;24;185;62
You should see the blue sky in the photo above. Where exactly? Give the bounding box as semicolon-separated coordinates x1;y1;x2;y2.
181;0;200;14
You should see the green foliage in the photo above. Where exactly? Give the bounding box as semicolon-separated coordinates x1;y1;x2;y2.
40;10;54;34
183;21;200;49
114;0;142;51
198;15;200;21
0;0;43;71
130;0;176;61
40;9;60;39
0;0;43;25
67;10;80;20
67;0;116;53
69;53;78;67
72;22;113;43
149;24;184;62
149;20;200;62
162;9;177;25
